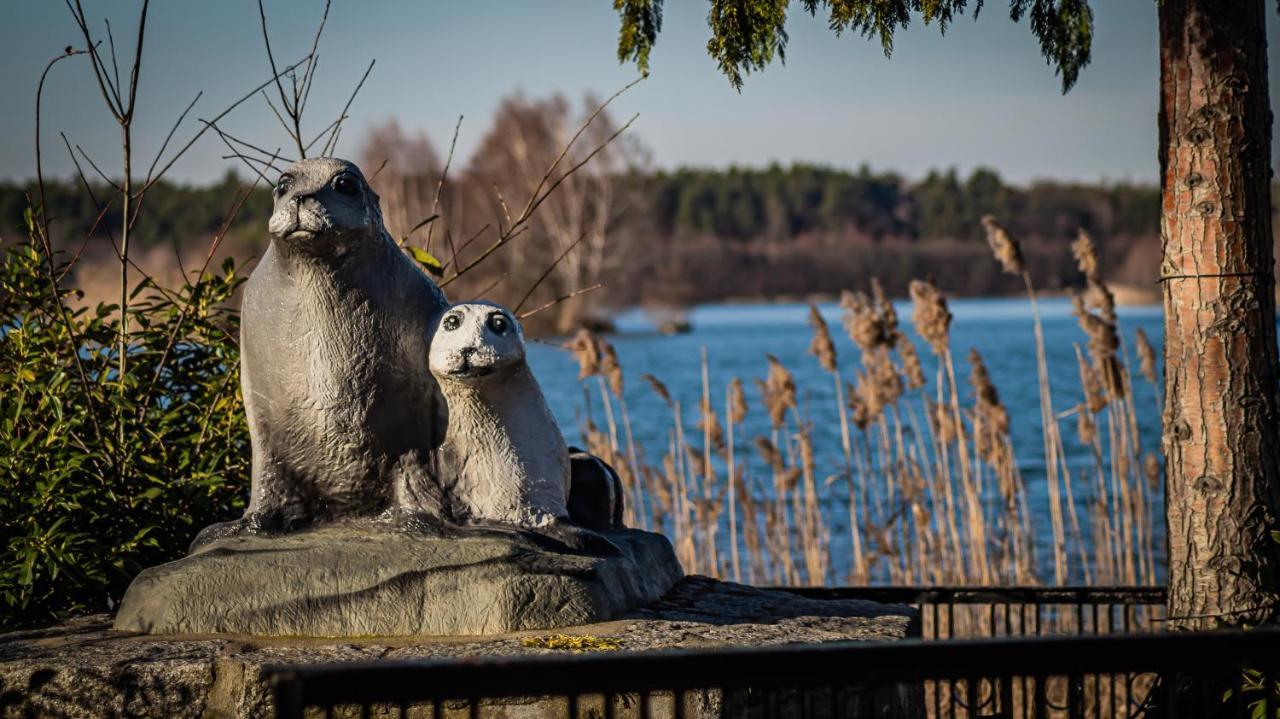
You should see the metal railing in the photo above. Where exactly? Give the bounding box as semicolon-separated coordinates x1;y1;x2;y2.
270;629;1279;718
780;586;1168;640
267;586;1280;719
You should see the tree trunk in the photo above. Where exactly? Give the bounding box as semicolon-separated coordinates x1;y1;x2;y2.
1159;0;1280;629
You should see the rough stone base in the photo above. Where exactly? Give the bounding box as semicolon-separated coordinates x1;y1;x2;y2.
113;525;682;637
1;578;920;718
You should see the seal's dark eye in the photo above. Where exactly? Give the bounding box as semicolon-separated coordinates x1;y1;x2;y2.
442;314;462;332
486;313;509;335
274;174;294;197
332;172;360;197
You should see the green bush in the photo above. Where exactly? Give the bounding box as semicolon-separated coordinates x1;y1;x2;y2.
0;222;248;628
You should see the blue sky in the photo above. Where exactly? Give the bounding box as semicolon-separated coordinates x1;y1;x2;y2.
3;1;1278;185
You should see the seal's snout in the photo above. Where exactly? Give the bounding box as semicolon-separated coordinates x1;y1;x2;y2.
446;346;497;378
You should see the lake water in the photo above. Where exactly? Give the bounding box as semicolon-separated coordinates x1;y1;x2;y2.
526;297;1166;584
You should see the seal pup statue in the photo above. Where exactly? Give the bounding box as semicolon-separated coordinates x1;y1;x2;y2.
193;158;453;547
430;302;620;553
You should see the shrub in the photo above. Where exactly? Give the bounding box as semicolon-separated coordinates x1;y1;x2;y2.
0;222;248;628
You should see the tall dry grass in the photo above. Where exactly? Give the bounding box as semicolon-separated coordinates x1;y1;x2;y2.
568;218;1160;588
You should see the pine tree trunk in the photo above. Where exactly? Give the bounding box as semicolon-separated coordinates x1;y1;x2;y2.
1159;0;1280;630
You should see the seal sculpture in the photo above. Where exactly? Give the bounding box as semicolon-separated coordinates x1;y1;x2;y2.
429;302;620;553
429;302;569;527
114;160;685;637
193;157;451;545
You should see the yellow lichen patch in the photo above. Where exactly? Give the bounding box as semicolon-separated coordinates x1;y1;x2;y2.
520;634;623;652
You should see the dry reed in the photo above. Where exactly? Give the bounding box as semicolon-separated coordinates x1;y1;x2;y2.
565;220;1159;591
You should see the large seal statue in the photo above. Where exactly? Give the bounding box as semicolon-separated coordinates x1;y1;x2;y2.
193;157;451;545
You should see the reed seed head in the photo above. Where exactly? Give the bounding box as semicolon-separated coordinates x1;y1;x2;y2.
1143;453;1162;491
728;377;749;424
753;435;785;472
897;334;927;390
807;303;838;372
846;381;870;429
641;372;673;406
763;354;797;428
1071;292;1125;402
565;329;600;379
909;278;952;356
841;290;888;351
598;337;625;398
871;278;898;336
981;215;1025;276
698;397;726;454
1135;328;1157;384
1071;228;1100;282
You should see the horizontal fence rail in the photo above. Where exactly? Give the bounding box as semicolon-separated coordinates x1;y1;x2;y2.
778;585;1169;641
270;628;1280;719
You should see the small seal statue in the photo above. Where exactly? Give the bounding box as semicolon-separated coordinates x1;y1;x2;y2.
429;301;619;553
192;157;452;547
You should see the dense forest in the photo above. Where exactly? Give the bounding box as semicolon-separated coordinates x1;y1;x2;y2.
1;89;1171;330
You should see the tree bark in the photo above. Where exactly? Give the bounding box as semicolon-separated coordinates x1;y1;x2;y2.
1159;0;1280;629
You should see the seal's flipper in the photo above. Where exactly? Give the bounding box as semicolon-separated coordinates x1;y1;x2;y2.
188;511;286;553
534;519;624;558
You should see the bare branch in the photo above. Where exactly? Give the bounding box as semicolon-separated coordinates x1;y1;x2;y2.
472;272;508;300
143;91;202;185
32;44;106;443
66;1;123;117
321;58;375;156
256;0;304;156
67;138;121;192
425;115;463;251
123;0;150;120
514;231;588;314
136;54;310;197
511;76;643;226
518;283;604;320
296;0;332;117
103;17;123;102
366;157;389;182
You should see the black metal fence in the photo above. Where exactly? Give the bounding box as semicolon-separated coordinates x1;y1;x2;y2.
268;586;1280;719
780;586;1168;641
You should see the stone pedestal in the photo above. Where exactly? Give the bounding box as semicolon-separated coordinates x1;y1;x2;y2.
113;525;682;637
1;578;920;718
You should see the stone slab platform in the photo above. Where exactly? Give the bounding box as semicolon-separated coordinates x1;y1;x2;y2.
0;577;919;718
114;526;682;637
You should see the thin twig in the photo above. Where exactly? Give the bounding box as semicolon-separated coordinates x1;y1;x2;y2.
321;58;375;156
514;231;589;314
72;142;121;191
472;272;508;300
257;0;304;156
518;283;603;320
67;1;122;117
296;0;332;117
366;157;390;182
143;91;202;184
512;76;643;225
425;115;462;251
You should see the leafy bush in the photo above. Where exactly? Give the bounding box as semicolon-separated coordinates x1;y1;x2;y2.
0;222;248;628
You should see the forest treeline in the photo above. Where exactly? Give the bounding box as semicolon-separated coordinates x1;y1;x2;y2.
1;94;1166;330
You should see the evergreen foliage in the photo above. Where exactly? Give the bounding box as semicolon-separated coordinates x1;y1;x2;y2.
614;0;1094;92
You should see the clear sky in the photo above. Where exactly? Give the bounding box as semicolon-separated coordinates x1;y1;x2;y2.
3;1;1279;186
